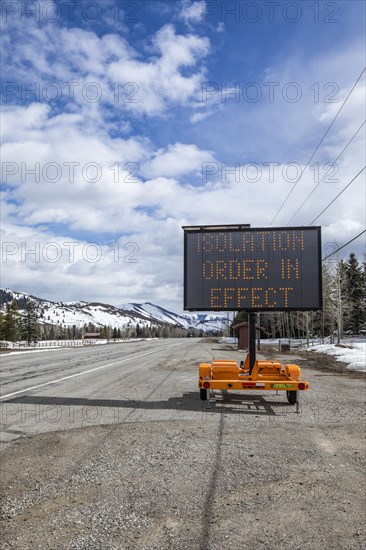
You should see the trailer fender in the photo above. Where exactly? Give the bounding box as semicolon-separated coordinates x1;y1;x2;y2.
199;363;211;381
285;364;301;381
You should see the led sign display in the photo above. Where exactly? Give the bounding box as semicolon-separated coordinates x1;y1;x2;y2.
183;226;322;311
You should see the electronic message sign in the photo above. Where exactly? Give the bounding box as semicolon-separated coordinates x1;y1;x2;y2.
183;225;322;311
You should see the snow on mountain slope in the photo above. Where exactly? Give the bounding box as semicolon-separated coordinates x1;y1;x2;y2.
122;302;228;332
1;289;228;333
122;302;191;328
0;289;150;331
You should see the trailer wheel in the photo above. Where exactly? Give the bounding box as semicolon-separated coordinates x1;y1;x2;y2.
200;388;209;401
286;390;298;405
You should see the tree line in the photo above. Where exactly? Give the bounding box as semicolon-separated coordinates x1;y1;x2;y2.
0;301;189;345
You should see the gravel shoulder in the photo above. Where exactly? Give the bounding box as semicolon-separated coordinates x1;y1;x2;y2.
1;340;365;549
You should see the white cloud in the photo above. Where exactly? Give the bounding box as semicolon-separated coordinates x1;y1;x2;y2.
0;203;187;310
190;110;213;123
2;20;210;117
179;1;205;24
1;102;153;232
141;142;215;178
325;219;364;241
107;24;210;114
1;103;52;141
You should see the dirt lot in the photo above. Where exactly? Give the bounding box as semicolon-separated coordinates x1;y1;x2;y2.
0;340;365;549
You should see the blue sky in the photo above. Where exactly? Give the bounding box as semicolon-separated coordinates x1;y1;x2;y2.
1;0;365;310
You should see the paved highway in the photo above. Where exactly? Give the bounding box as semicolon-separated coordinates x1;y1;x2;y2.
0;339;197;442
1;339;365;549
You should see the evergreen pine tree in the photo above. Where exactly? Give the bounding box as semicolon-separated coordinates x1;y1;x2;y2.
21;301;39;345
3;300;21;342
344;253;366;334
0;311;4;341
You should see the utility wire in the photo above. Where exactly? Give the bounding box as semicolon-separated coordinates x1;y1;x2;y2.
322;230;366;261
310;165;365;224
287;120;366;225
270;66;366;227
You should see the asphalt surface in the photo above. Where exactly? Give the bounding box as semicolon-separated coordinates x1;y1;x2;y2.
0;339;191;441
0;338;365;549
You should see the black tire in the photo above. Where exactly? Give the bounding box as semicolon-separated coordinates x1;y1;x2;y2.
286;390;298;405
200;388;209;401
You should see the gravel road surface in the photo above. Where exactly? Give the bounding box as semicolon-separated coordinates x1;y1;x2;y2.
0;338;365;549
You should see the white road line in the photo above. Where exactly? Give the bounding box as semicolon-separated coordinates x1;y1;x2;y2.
0;342;184;400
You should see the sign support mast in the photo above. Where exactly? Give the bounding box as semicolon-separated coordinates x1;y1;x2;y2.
249;312;256;374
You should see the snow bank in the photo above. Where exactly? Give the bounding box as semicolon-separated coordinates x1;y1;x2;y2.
218;337;238;344
1;348;63;356
305;343;366;373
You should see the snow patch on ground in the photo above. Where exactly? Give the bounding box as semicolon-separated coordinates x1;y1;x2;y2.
306;343;366;372
1;348;64;357
218;337;238;344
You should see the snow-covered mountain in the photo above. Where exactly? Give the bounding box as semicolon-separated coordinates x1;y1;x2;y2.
121;302;228;332
0;288;150;331
0;289;228;333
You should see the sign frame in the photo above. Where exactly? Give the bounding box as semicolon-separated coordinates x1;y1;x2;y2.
183;225;322;312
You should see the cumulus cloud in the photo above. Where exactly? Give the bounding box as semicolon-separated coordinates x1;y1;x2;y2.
141;142;215;178
179;1;205;24
2;102;220;235
2;19;210;117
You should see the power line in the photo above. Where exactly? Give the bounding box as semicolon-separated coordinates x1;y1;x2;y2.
286;120;366;225
322;230;366;261
270;66;366;227
309;165;365;224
